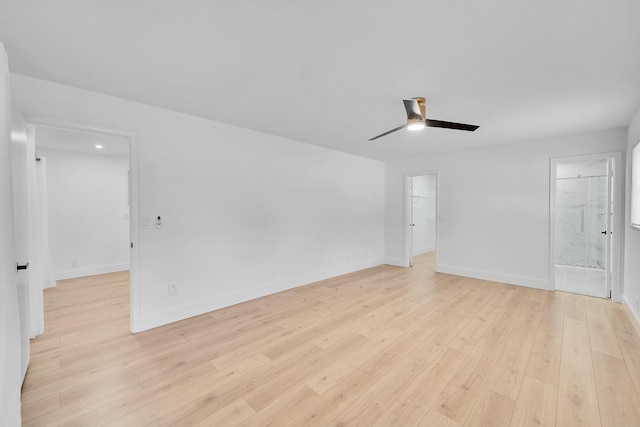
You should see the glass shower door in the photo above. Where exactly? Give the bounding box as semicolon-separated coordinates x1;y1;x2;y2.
555;158;609;298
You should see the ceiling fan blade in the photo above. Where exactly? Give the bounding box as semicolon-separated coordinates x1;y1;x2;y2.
368;124;407;141
425;119;479;131
403;99;423;120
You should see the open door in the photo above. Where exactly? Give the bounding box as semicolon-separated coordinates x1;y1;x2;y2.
1;41;24;426
405;172;438;268
605;157;614;297
10;123;34;379
408;177;415;267
551;154;622;299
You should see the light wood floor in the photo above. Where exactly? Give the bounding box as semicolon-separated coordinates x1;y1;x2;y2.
22;253;640;426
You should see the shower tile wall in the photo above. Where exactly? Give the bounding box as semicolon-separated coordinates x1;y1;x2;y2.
555;160;607;269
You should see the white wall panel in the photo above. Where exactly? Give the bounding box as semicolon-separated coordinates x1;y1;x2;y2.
10;74;385;331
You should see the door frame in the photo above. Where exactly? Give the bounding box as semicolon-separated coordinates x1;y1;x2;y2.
549;152;623;301
22;114;142;332
404;170;439;268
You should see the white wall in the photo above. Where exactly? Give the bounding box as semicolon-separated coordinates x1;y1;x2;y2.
38;148;130;280
386;128;627;290
10;74;385;332
624;109;640;324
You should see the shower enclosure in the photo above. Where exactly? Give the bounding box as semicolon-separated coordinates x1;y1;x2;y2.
554;158;610;297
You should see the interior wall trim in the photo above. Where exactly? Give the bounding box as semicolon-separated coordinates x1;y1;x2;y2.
138;257;385;332
437;264;549;291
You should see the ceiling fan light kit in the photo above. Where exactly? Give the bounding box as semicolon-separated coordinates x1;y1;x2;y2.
369;97;479;141
407;119;426;131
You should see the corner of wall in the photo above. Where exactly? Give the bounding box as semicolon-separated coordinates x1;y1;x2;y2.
385;258;407;267
623;108;640;332
623;293;640;336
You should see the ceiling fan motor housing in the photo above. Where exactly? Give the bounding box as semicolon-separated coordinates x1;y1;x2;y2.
368;96;478;141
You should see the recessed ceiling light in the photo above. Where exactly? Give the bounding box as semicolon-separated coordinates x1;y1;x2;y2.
95;144;104;150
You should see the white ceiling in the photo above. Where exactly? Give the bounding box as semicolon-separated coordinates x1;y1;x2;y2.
1;0;639;162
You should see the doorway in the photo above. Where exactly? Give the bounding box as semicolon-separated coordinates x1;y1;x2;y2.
21;115;140;332
405;172;438;267
35;126;130;279
550;153;622;299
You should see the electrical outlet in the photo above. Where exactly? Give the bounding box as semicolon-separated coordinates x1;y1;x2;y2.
168;284;177;296
71;260;78;267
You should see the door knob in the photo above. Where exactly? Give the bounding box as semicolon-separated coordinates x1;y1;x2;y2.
16;262;29;271
601;231;607;235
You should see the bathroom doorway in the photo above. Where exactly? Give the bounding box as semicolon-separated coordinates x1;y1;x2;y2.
550;153;622;299
406;172;438;267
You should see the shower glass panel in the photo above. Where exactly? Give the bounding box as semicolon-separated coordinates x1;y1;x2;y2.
555;158;609;298
555;170;607;268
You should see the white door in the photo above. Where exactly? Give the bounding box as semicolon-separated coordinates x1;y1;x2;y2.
1;41;25;425
408;177;415;267
11;124;33;378
604;157;614;297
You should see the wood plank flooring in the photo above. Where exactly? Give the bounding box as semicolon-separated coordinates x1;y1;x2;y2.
21;253;640;426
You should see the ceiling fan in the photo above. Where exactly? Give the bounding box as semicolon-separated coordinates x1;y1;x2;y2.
369;97;479;141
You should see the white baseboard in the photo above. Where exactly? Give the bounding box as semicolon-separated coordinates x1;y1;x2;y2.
385;257;407;267
436;264;550;291
43;280;56;289
623;293;640;333
134;258;386;332
55;264;130;281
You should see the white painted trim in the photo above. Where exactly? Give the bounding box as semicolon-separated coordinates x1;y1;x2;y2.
623;293;640;331
128;134;141;332
21;114;142;332
549;157;558;292
404;170;439;268
549;152;624;302
385;257;406;267
136;258;385;332
22;114;135;138
55;264;129;281
437;264;550;290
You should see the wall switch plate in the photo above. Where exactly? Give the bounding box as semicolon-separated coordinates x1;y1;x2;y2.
168;284;177;296
142;217;149;228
